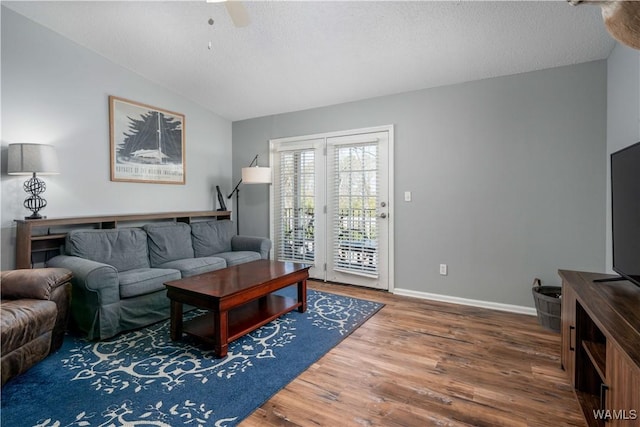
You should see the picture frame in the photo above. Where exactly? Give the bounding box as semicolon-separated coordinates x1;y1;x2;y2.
109;96;186;184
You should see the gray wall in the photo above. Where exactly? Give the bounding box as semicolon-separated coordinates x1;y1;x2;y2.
233;61;608;308
605;43;640;272
0;6;613;309
1;8;233;269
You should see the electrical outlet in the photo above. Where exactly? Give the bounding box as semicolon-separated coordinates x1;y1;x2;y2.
439;264;448;276
404;191;412;202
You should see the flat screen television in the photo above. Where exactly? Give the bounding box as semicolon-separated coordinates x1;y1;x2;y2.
611;141;640;288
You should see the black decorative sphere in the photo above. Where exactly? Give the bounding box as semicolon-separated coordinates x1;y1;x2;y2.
24;176;46;195
24;195;47;212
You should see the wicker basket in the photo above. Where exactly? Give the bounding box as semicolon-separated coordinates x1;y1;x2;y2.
531;278;561;333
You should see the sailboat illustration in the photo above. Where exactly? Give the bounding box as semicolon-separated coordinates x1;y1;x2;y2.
116;110;182;165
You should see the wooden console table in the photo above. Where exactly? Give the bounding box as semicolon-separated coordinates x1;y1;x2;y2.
15;210;231;269
559;270;640;427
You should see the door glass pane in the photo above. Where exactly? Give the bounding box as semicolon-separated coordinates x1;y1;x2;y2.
277;150;315;263
333;143;378;275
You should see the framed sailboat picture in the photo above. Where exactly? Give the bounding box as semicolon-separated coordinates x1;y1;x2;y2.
109;96;186;184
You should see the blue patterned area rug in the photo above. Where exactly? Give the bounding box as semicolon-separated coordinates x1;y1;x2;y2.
1;289;382;427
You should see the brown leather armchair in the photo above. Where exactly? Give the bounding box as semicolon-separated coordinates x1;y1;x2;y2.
0;268;72;386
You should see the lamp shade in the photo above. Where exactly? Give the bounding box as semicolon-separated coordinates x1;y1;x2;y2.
242;166;271;184
7;143;59;175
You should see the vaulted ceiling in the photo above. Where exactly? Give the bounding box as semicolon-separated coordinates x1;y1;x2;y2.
3;1;615;121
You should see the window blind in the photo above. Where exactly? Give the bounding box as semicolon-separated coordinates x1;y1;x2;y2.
331;142;379;277
276;149;316;263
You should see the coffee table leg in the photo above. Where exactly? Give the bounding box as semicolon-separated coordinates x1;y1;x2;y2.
170;300;183;341
298;279;307;313
214;310;229;358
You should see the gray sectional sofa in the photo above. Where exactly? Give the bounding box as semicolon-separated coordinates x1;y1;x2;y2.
46;220;271;340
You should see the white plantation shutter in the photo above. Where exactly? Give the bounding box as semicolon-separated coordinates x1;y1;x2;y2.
276;148;316;263
331;142;379;277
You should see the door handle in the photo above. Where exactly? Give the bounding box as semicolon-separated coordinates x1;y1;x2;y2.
600;383;609;413
379;213;387;219
569;325;575;351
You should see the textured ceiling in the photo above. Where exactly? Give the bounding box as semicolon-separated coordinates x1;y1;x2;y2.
3;0;615;121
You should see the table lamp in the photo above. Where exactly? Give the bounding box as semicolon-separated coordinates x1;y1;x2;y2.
8;143;60;219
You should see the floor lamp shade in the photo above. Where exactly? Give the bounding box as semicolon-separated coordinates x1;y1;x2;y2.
7;143;60;219
242;166;272;184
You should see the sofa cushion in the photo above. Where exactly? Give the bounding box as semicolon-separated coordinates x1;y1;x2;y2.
155;257;227;278
0;299;56;355
118;268;180;299
66;229;150;272
215;251;261;267
144;223;195;267
231;235;272;259
190;220;235;258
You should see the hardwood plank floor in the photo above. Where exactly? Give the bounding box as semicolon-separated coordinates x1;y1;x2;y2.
241;281;585;427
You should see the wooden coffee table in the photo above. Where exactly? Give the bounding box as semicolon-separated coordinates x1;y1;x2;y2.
164;259;310;357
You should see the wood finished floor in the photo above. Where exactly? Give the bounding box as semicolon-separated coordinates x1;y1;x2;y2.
241;280;585;427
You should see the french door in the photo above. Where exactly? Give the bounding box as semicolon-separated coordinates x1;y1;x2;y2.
270;126;393;290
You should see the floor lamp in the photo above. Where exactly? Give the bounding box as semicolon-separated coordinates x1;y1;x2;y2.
227;154;271;235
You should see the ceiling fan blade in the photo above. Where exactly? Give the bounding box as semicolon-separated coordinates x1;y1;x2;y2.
225;0;250;28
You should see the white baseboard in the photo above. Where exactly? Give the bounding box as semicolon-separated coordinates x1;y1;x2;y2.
393;288;537;316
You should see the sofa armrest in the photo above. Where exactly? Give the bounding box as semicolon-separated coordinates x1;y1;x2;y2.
231;235;272;259
0;267;72;300
46;255;120;305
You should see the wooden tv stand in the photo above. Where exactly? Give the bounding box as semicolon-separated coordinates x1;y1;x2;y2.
559;270;640;426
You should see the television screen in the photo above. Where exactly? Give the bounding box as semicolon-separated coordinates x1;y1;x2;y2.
611;141;640;287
